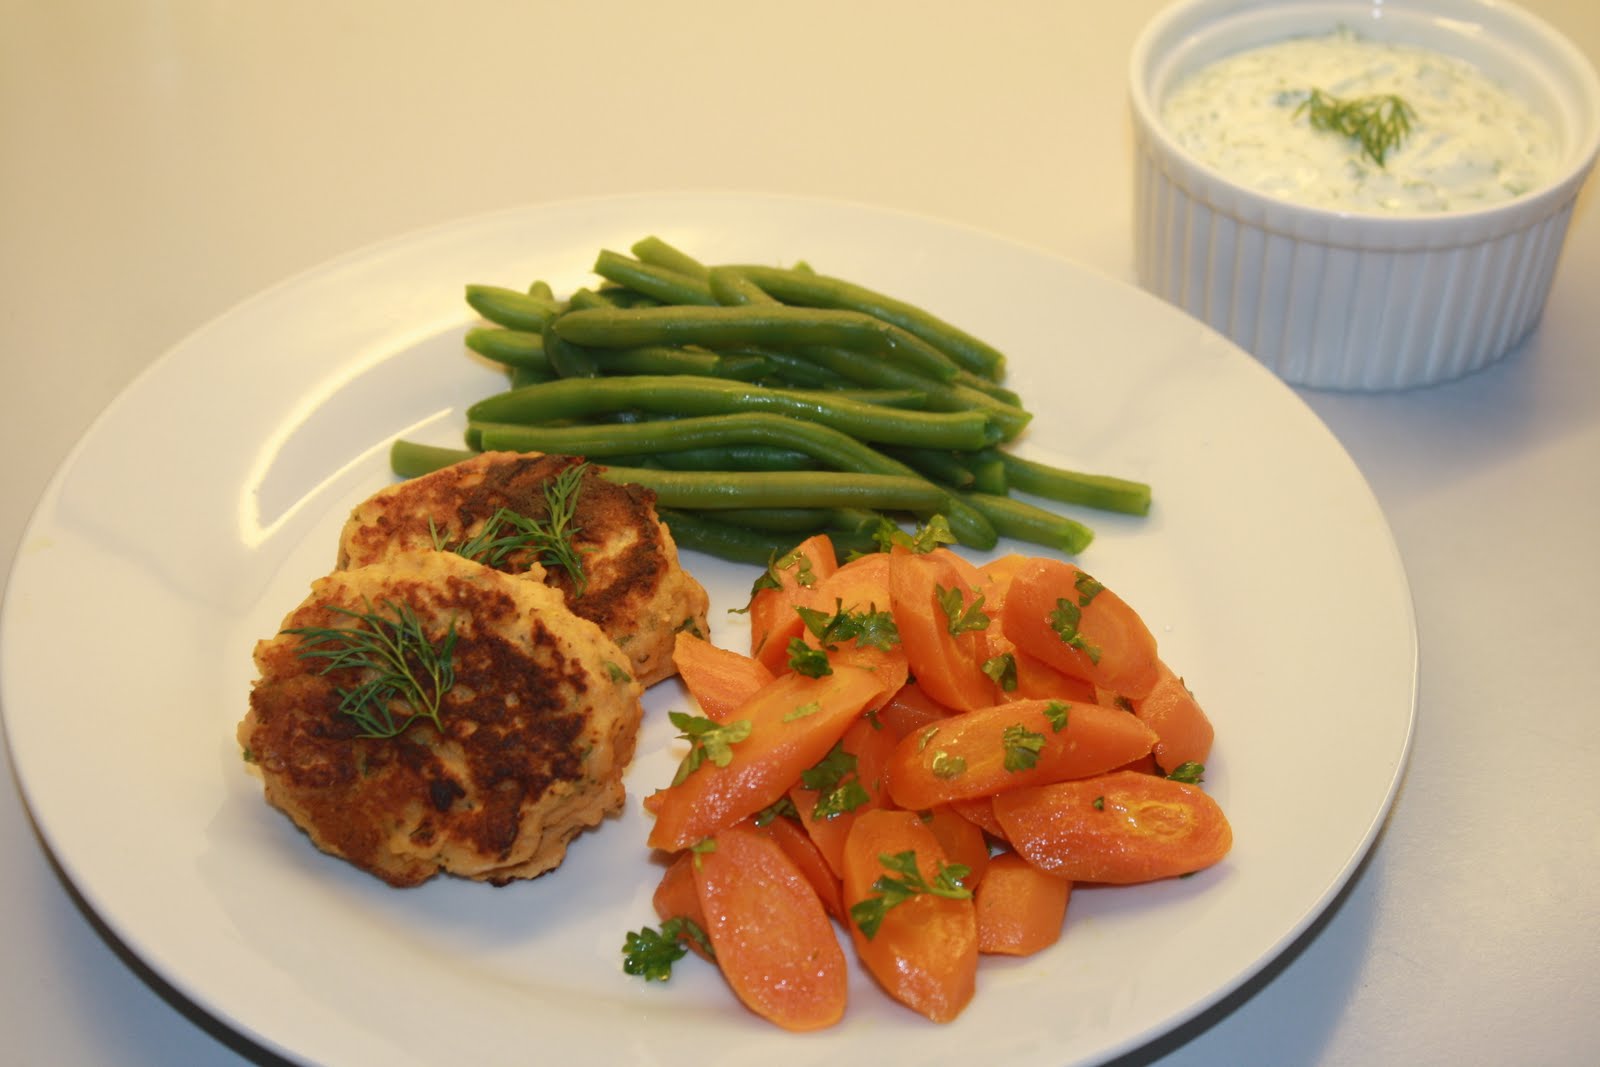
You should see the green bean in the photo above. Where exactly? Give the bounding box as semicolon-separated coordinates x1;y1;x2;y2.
650;445;820;472
508;364;556;390
726;264;1006;381
657;509;808;565
630;236;711;280
466;375;996;450
793;344;1031;440
465;327;552;371
391;440;473;478
702;507;845;532
735;345;854;389
961;491;1094;555
465;284;561;333
542;317;599;378
553;305;960;384
566;287;617;312
587;345;772;381
469;411;996;548
708;265;778;307
597;467;948;513
592;285;662;309
955;369;1023;407
997;452;1153;516
957;449;1009;495
592;250;717;306
878;446;976;489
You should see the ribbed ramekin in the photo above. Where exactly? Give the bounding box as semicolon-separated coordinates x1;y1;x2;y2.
1129;0;1600;391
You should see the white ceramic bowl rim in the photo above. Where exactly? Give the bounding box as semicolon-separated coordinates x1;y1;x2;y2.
1129;0;1600;251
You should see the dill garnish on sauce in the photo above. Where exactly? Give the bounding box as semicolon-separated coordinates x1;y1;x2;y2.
1295;88;1416;167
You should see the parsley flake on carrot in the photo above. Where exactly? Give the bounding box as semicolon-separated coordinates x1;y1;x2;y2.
1001;724;1046;772
937;583;990;635
1048;598;1102;663
786;637;832;678
931;751;967;779
849;850;972;939
668;711;752;785
801;742;871;820
982;651;1018;691
1042;700;1071;732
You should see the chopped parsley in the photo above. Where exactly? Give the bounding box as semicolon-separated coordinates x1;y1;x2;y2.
668;711;752;786
849;850;972;939
1001;724;1046;772
1166;761;1206;784
936;583;990;636
801;742;871;820
621;917;715;981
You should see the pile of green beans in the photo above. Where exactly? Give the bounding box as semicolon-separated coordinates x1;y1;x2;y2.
393;236;1152;564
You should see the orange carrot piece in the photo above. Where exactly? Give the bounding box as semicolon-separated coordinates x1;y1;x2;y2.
888;547;999;712
693;822;849;1032
646;666;885;852
1000;558;1160;700
992;770;1233;884
885;698;1158;811
841;809;978;1023
748;533;838;674
1131;661;1215;774
922;805;991;889
874;681;954;741
652;853;713;960
793;550;910;690
790;715;899;877
755;814;846;920
673;630;774;722
974;850;1072;957
947;795;1008;841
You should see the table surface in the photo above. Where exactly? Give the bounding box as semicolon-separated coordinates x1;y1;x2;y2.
3;2;1597;1064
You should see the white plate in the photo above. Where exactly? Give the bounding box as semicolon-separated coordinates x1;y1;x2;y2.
0;193;1416;1067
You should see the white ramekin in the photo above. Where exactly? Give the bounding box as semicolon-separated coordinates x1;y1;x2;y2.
1129;0;1600;390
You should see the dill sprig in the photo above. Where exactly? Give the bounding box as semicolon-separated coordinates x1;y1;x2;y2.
1296;88;1415;167
284;597;458;739
438;461;591;595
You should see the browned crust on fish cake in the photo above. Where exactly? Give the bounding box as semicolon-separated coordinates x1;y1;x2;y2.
240;552;643;888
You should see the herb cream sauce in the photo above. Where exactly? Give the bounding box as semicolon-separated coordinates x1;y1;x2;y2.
1160;29;1560;214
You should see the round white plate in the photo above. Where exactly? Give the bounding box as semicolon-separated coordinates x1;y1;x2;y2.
0;193;1416;1067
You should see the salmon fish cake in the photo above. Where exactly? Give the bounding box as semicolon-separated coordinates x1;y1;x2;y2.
239;550;644;888
337;451;709;687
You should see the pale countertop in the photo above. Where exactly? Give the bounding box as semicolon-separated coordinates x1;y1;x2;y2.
3;2;1598;1064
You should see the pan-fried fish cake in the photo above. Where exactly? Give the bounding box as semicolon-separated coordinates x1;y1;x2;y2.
337;451;708;687
239;550;644;888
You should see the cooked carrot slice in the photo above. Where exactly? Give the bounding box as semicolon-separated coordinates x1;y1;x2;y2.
1131;661;1215;774
974;850;1071;957
840;809;978;1023
789;715;898;877
1000;558;1160;699
694;822;848;1032
651;853;713;960
646;666;884;852
673;630;773;722
992;770;1232;883
888;547;999;712
754;813;846;920
885;698;1158;811
748;533;838;674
